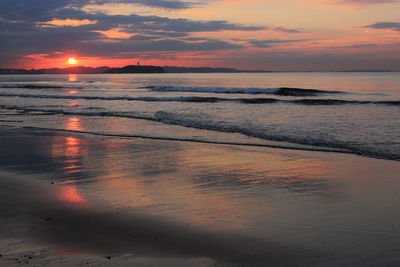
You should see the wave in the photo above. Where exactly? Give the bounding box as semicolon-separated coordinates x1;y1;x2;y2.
148;85;346;96
0;84;68;89
0;81;111;89
7;125;351;155
0;92;224;102
0;92;399;106
0;105;398;161
289;99;400;106
153;111;400;161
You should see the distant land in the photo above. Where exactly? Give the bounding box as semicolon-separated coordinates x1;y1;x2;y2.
0;65;265;74
106;65;164;74
0;65;395;74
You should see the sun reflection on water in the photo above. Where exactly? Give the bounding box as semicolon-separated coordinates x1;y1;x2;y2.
68;74;77;82
68;100;80;107
64;117;83;131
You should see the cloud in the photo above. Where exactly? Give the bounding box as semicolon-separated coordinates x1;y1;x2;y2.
77;39;243;56
272;26;302;33
95;28;135;39
0;0;264;66
3;0;396;70
363;22;400;31
242;39;307;48
0;0;207;21
0;0;200;18
222;49;400;71
341;0;397;3
332;0;399;6
0;0;72;21
92;0;205;10
37;19;98;27
134;17;264;32
0;14;244;64
0;0;265;33
342;43;378;48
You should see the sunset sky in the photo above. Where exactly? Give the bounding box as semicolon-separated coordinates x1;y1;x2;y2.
0;0;399;70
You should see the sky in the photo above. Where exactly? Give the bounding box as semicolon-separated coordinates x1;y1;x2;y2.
0;0;399;70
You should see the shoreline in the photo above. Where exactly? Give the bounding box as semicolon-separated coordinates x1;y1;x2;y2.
1;114;397;162
4;124;354;154
1;126;400;266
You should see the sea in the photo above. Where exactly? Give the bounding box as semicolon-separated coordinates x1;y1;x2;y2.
0;72;399;161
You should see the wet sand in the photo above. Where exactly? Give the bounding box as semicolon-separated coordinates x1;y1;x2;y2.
0;127;400;266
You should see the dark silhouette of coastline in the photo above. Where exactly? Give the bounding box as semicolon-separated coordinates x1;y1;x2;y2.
105;65;164;73
0;68;44;74
163;66;251;73
0;66;109;75
0;65;394;75
0;65;264;74
0;65;163;75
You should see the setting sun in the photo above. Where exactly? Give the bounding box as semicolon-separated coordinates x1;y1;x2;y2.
67;58;78;65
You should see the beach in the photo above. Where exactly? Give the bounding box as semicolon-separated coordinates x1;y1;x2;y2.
0;72;399;266
1;123;400;266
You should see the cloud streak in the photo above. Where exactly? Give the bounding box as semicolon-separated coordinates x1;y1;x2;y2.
363;22;400;31
240;39;308;48
339;0;398;4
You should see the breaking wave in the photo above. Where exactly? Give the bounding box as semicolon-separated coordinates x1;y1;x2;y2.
0;84;67;89
0;81;111;89
0;92;399;106
148;85;347;96
152;111;400;161
0;105;398;161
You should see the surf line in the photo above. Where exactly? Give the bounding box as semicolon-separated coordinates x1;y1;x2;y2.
4;124;354;155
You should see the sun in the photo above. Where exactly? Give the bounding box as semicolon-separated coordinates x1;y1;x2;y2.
67;58;78;65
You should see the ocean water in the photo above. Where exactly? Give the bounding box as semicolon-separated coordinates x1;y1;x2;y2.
0;72;399;160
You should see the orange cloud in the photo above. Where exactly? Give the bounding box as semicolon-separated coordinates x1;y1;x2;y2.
94;28;134;39
37;19;97;27
24;53;49;59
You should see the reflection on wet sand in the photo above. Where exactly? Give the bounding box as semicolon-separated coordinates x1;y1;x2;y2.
52;117;87;174
39;116;340;233
0;169;318;266
50;117;89;209
183;146;336;196
3;121;341;228
52;136;84;158
3;126;400;266
58;184;88;206
48;128;339;233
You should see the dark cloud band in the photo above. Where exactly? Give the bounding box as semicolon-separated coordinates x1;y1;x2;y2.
363;22;400;31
